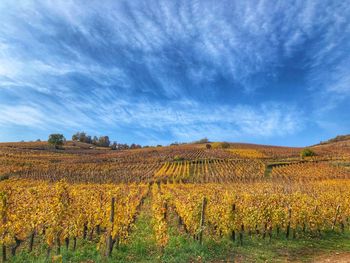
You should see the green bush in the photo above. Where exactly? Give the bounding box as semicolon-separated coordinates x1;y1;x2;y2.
221;142;230;149
174;155;184;162
300;148;316;158
48;134;65;149
211;142;230;149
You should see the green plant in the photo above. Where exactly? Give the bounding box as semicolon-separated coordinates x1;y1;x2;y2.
300;148;316;158
173;155;184;162
211;142;230;149
48;134;65;149
221;142;230;149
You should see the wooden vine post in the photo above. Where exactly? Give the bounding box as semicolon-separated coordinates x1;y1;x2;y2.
11;237;21;256
83;224;88;239
332;205;340;231
106;197;115;257
56;236;61;255
65;237;69;250
2;244;6;262
28;231;35;252
163;202;168;220
231;204;236;242
239;224;244;246
199;197;207;245
286;207;292;239
73;237;77;251
1;193;8;262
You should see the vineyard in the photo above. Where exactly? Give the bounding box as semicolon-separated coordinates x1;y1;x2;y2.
1;141;350;262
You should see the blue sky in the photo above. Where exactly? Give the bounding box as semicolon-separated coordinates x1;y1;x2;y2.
0;0;349;146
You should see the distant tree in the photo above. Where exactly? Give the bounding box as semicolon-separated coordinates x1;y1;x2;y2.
194;138;209;144
98;136;110;147
110;141;117;150
221;142;230;149
92;136;98;145
72;132;95;144
36;139;41;142
48;134;65;149
86;135;92;144
206;144;212;150
72;132;80;141
157;145;162;147
78;132;87;143
130;144;142;149
300;148;316;159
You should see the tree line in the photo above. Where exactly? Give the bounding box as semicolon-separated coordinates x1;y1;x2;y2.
72;132;111;147
47;134;215;150
48;132;142;150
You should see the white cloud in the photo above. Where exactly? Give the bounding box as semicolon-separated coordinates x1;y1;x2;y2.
0;0;347;143
0;95;302;141
0;105;45;127
1;0;349;96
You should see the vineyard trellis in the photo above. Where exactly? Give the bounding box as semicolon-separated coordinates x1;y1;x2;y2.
1;141;350;260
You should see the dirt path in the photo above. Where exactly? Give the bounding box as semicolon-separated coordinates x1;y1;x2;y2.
311;252;350;263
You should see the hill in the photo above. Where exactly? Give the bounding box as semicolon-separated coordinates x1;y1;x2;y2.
318;134;350;145
1;136;350;262
311;134;350;156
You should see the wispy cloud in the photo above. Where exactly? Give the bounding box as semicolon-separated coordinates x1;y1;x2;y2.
0;105;45;126
0;0;348;144
0;94;303;143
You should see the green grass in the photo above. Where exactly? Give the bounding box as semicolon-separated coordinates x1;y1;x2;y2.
109;197;159;262
233;231;350;262
5;239;102;263
5;230;350;262
4;199;350;262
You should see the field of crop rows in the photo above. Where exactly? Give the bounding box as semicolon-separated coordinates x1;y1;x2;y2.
1;141;350;260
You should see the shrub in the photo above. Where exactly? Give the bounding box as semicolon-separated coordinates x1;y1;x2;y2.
194;138;209;144
221;142;230;149
174;155;184;162
98;136;110;147
72;132;92;144
48;134;65;149
211;142;230;149
300;148;316;158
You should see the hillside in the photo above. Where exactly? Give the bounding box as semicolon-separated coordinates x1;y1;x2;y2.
0;138;348;183
311;135;350;156
1;138;350;262
318;134;350;145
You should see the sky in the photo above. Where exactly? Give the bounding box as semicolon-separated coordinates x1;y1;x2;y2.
0;0;349;146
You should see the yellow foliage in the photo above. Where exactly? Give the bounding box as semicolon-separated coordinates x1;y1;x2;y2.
0;179;148;248
228;149;265;158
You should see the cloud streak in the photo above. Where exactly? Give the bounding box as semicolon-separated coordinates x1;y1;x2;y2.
0;0;349;145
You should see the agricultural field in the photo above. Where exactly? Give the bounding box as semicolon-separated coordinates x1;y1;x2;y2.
1;140;350;262
1;0;349;261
